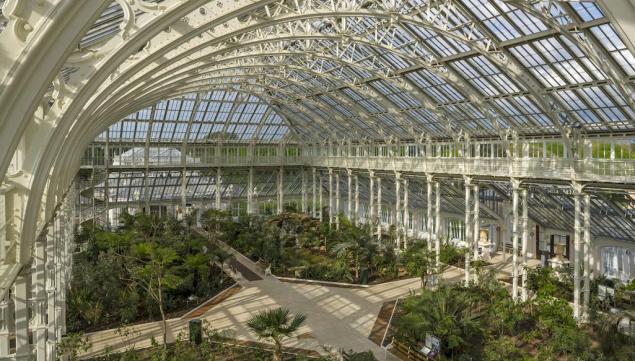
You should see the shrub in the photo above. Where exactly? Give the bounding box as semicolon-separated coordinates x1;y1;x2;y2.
439;241;465;266
343;350;378;361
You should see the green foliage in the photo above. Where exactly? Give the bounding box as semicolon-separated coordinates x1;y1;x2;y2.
58;333;91;361
91;323;339;361
481;336;525;361
246;307;307;361
395;284;483;358
221;212;400;284
393;270;615;361
526;266;573;300
401;241;441;289
439;241;466;266
68;214;233;333
343;350;378;361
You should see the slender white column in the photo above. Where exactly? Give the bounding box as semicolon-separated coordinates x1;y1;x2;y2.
403;179;409;249
335;172;340;229
54;215;64;341
464;177;472;286
247;167;254;215
319;175;324;223
328;168;333;225
583;193;591;321
435;182;441;267
521;188;529;301
32;234;47;361
426;175;433;251
376;177;382;240
46;224;57;359
278;166;284;214
395;173;401;250
14;270;30;359
512;180;520;300
473;184;480;260
301;168;307;214
347;169;353;219
312;168;317;218
181;169;187;212
369;171;375;220
0;296;10;357
573;184;582;321
354;174;359;225
215;167;222;210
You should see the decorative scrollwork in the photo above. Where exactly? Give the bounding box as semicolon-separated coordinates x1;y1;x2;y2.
2;0;33;42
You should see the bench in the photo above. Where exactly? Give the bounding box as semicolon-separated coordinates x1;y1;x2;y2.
392;339;429;361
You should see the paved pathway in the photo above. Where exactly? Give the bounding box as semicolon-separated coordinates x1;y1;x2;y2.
81;244;532;360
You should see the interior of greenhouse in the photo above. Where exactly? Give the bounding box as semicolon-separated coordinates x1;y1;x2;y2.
1;0;635;360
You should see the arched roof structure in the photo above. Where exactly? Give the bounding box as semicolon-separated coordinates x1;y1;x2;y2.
0;0;634;283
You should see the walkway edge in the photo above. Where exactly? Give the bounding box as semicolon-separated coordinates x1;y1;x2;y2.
181;283;242;319
277;276;370;288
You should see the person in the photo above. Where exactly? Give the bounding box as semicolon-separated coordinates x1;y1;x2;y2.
265;264;272;277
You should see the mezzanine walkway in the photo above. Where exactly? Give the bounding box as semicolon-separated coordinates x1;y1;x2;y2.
80;243;538;360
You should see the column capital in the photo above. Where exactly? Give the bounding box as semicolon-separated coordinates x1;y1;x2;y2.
571;181;585;195
425;173;435;182
368;169;374;177
463;175;472;185
511;177;522;190
394;171;401;179
347;168;353;176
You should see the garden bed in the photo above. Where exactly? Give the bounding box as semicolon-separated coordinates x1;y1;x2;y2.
88;335;328;361
202;211;419;286
68;214;236;334
390;269;635;360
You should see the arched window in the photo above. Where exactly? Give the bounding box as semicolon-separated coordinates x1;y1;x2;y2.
601;246;635;282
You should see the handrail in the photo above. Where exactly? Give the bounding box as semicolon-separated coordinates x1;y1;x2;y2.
79;155;635;184
381;297;400;348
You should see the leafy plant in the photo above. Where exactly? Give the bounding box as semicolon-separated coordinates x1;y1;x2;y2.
343;350;378;361
57;332;91;361
246;307;307;361
401;241;441;289
122;242;183;355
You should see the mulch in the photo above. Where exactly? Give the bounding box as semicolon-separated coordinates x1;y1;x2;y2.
368;300;397;346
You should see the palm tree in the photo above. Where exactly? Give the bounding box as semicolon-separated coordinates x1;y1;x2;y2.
331;232;376;281
246;307;307;361
396;285;482;358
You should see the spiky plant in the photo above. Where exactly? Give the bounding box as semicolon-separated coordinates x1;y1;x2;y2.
246;307;307;361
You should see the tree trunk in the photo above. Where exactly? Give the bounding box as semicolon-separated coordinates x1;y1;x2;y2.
274;340;283;361
158;277;168;359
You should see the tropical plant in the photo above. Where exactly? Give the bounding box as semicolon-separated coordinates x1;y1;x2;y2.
439;240;466;266
57;332;91;361
343;350;378;361
395;285;483;358
401;242;440;289
246;307;307;361
122;242;184;356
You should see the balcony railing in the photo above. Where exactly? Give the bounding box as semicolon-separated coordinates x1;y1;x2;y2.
80;154;635;183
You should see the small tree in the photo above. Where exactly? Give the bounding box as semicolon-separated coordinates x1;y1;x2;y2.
402;242;440;289
57;333;91;361
122;242;183;357
246;307;307;361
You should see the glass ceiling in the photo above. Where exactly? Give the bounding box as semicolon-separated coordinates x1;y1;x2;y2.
74;0;635;244
77;0;635;141
98;90;291;143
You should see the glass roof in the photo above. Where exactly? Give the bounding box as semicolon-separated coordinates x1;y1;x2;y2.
98;90;291;143
76;0;635;142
